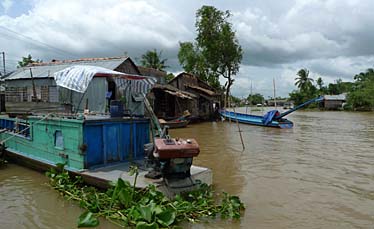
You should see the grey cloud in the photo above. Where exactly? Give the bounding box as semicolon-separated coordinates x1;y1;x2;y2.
2;0;374;97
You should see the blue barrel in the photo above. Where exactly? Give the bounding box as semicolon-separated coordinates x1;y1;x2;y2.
110;100;124;117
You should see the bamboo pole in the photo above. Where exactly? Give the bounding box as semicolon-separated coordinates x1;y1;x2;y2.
231;93;245;151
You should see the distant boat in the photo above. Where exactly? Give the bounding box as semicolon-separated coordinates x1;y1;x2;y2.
159;110;191;129
220;96;324;129
159;119;189;129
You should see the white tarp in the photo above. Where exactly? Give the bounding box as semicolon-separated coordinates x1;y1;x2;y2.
53;65;156;93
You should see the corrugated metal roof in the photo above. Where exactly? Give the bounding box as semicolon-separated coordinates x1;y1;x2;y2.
186;84;216;96
137;66;166;78
5;57;129;80
152;83;197;98
324;93;347;100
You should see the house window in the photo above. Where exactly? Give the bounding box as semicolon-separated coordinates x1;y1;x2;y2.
54;130;64;149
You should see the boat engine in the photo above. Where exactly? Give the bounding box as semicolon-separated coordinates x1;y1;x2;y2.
144;138;200;187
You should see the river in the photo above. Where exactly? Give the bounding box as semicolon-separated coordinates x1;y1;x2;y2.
1;110;373;228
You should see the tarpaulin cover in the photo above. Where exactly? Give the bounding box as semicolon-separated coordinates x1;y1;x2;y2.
262;110;278;125
54;65;155;93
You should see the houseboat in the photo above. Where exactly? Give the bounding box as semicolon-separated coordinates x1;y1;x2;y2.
0;62;211;194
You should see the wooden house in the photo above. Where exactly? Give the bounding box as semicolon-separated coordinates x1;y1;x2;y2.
3;57;145;115
150;84;197;119
168;72;221;120
137;66;167;84
322;94;346;110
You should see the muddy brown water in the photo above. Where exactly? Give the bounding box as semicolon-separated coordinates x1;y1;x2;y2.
1;110;373;228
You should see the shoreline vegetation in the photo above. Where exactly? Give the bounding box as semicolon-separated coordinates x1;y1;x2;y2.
231;68;373;112
234;106;374;112
46;164;245;228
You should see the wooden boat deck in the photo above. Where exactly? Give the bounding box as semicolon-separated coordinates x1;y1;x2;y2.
5;148;212;197
82;162;212;188
82;162;212;197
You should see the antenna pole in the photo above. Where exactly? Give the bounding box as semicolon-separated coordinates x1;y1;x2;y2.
1;52;5;76
273;77;277;109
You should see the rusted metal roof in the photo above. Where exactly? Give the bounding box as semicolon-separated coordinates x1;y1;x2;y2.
5;56;129;80
152;84;197;99
137;66;167;78
185;84;216;96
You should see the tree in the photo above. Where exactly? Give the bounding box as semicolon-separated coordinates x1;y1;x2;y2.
178;42;209;82
290;69;318;106
247;93;264;105
295;68;314;91
17;54;42;68
326;79;353;95
140;49;168;71
229;95;241;106
316;77;323;90
196;6;243;107
347;68;374;110
165;73;175;83
178;5;243;107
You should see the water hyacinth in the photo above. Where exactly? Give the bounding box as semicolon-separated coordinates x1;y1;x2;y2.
46;164;245;228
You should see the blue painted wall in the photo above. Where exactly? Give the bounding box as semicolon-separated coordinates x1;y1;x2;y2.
83;118;150;168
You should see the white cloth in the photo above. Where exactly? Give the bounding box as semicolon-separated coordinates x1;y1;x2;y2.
54;65;156;93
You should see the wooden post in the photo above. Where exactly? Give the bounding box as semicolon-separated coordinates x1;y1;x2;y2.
30;68;37;102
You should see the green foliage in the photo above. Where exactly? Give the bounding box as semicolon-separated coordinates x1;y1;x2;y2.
347;68;374;111
178;41;217;86
196;5;243;104
17;54;42;68
140;49;168;71
316;77;323;90
78;211;99;228
165;73;175;83
228;95;241;106
46;165;245;228
291;69;319;106
247;93;264;105
326;79;353;95
292;68;374;111
289;88;318;107
178;5;243;104
220;193;245;219
295;68;314;91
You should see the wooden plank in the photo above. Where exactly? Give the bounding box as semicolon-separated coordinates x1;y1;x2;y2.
5;102;67;114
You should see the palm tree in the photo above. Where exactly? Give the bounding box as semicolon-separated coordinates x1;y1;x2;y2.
295;68;314;91
140;49;168;71
316;77;323;90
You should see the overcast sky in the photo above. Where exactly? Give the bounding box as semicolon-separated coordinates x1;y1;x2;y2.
1;0;374;97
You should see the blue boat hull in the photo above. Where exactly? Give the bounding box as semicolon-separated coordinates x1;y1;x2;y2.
220;110;294;129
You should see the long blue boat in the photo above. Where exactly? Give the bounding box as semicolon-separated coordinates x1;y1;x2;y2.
220;96;324;129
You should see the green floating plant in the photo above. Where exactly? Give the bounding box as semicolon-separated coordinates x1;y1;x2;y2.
46;165;245;228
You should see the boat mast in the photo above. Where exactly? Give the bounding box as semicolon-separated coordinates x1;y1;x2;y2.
247;80;252;114
273;77;277;109
250;80;253;114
